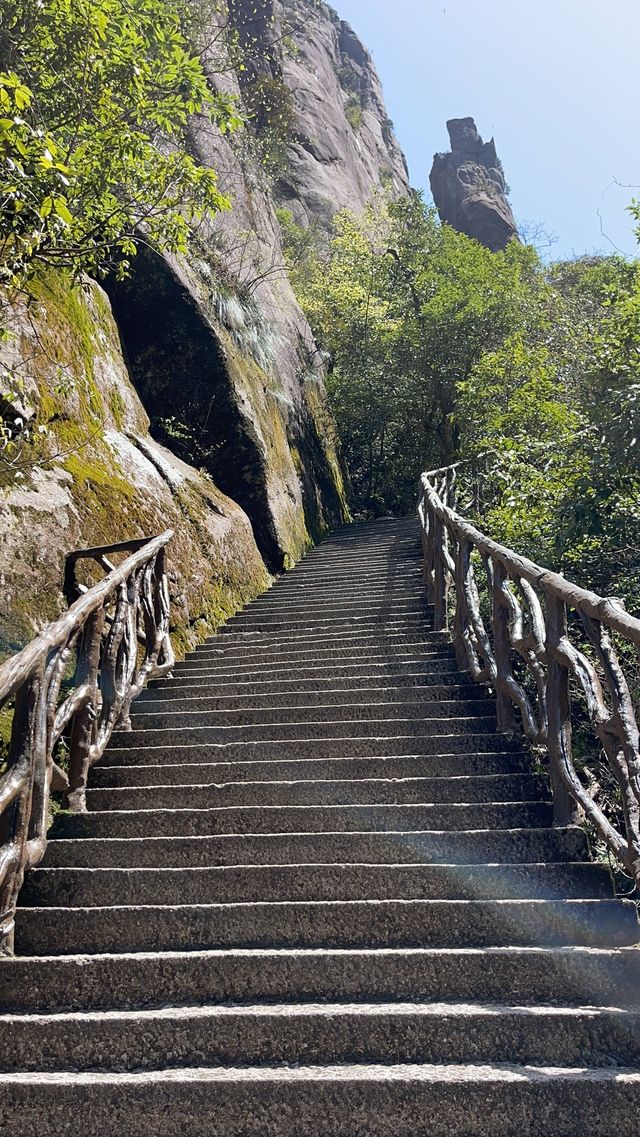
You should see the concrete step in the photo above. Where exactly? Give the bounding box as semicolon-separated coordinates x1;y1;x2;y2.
172;650;459;673
4;945;638;1014
2;1063;639;1137
83;773;550;812
135;682;487;711
4;1000;640;1074
222;597;430;618
99;734;525;767
244;587;428;607
169;659;463;684
90;752;533;788
41;826;592;869
128;700;498;732
115;715;500;749
259;574;425;595
198;624;446;647
19;862;612;909
149;663;465;691
82;768;547;814
190;629;446;655
221;614;433;633
50;801;553;840
223;603;428;619
15;898;639;955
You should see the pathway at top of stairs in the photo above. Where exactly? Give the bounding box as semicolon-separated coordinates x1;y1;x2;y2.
1;518;639;1136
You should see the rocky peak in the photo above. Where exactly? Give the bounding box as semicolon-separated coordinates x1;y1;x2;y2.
430;117;518;252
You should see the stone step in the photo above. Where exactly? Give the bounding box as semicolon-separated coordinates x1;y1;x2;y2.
128;700;497;732
90;751;533;788
221;608;431;630
83;773;550;812
246;586;428;607
41;826;591;869
222;614;433;633
50;800;553;840
275;550;421;567
2;1063;638;1137
151;663;464;690
170;658;462;684
259;582;426;601
135;682;486;711
260;573;425;594
174;644;456;671
5;946;638;1015
4;1000;640;1074
115;715;500;749
191;628;446;654
19;862;612;909
277;549;421;565
15;898;639;955
203;619;445;642
100;733;523;766
222;597;429;617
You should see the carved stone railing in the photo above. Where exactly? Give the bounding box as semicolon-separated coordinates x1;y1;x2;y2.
419;465;640;886
0;532;174;954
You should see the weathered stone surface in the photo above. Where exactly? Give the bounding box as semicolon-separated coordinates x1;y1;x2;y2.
0;275;269;659
430;117;518;251
276;0;410;226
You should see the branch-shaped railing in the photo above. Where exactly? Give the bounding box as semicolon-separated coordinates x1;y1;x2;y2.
0;532;174;954
419;465;640;886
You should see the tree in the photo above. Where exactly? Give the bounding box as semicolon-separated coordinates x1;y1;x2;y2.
283;191;540;513
0;0;243;289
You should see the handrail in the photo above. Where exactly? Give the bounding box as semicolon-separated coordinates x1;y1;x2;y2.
0;531;174;954
419;467;640;886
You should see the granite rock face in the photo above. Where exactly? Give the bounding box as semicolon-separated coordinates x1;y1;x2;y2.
0;276;269;659
276;0;410;226
1;0;407;653
430;118;518;251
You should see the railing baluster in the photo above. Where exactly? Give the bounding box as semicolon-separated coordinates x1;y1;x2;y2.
67;607;106;813
0;671;42;955
491;559;517;734
432;512;448;632
545;593;582;827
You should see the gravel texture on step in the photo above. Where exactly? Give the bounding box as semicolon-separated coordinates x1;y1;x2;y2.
83;772;550;810
15;898;639;955
88;752;533;787
19;861;611;908
4;946;639;1014
41;827;591;869
1;1064;640;1137
3;1000;640;1072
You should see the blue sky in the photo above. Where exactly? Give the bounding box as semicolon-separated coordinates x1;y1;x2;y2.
334;0;640;260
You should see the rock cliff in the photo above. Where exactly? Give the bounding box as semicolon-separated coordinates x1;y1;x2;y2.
276;0;410;226
430;117;518;251
0;0;407;655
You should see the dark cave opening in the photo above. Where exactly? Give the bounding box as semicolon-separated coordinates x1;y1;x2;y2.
103;248;285;572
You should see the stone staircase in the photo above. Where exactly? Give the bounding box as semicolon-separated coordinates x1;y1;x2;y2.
1;519;639;1135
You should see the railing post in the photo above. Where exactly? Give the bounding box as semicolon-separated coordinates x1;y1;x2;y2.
545;593;581;827
0;672;41;955
420;494;435;606
491;559;516;734
67;607;106;813
432;513;448;632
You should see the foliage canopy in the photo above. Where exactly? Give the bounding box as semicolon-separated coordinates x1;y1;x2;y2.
280;192;640;612
0;0;242;287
